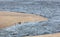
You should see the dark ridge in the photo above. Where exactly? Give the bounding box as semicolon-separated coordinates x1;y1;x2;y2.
19;12;25;13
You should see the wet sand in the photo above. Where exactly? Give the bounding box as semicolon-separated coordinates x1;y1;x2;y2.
0;11;47;28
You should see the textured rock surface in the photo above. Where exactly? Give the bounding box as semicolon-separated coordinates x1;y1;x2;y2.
0;0;60;37
0;1;60;18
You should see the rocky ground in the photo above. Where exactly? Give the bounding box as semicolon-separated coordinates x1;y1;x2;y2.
0;0;60;37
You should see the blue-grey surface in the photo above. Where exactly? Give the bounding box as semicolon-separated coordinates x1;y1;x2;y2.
0;0;60;37
0;1;60;18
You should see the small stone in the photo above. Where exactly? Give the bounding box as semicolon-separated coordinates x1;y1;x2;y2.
18;22;21;24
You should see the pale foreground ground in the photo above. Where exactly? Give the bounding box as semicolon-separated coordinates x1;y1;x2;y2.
0;11;47;28
25;33;60;37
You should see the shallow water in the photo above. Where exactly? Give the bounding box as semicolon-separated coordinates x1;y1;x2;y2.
0;0;60;37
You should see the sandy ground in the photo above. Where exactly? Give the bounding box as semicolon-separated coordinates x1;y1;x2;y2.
0;11;47;28
25;33;60;37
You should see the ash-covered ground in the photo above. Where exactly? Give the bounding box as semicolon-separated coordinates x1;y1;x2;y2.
0;0;60;37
